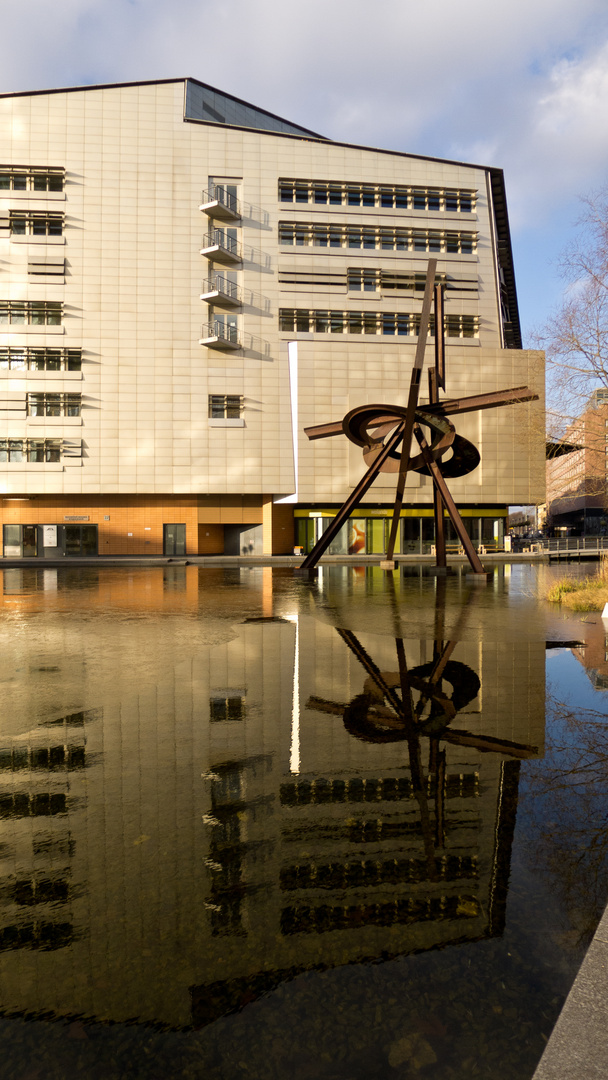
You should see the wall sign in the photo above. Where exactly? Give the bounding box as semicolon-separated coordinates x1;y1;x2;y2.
64;516;90;522
43;525;58;547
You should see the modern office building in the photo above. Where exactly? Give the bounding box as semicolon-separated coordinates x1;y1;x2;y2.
0;78;545;558
546;390;608;534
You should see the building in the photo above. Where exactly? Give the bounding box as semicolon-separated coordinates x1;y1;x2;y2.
0;78;545;559
546;390;608;534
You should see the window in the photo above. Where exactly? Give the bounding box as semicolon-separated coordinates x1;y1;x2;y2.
347;269;379;292
208;394;244;419
279;309;479;338
0;302;62;326
444;314;479;338
0;167;64;192
0;439;62;462
278;179;476;212
209;696;246;722
279;222;477;254
9;212;63;236
27;393;81;417
0;348;81;371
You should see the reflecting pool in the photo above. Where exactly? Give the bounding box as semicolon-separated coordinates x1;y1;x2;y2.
0;563;607;1079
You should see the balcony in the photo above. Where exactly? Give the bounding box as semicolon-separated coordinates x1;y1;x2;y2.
199;320;241;350
200;229;242;266
199;184;241;222
200;276;242;308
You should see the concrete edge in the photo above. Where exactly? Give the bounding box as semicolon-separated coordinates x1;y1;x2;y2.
0;554;550;569
532;901;608;1079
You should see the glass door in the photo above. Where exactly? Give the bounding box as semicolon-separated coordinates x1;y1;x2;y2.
65;525;98;556
22;525;38;557
163;524;186;556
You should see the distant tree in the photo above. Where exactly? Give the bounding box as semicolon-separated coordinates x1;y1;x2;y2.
539;188;608;422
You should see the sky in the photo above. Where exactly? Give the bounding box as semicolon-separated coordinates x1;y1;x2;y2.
2;0;608;346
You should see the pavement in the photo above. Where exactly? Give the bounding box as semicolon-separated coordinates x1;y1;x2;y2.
532;902;608;1079
0;551;551;569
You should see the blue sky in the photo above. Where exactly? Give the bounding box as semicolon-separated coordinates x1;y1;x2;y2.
3;0;608;347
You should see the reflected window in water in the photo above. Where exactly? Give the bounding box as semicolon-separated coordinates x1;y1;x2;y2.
210;695;246;722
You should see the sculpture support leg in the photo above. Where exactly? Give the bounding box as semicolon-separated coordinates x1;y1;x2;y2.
433;487;447;568
413;424;486;576
301;422;406;569
385;259;437;561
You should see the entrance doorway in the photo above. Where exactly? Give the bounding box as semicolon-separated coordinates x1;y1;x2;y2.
64;525;98;556
163;524;186;556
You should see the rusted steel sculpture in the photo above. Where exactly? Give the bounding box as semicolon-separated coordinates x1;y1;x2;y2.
300;259;538;573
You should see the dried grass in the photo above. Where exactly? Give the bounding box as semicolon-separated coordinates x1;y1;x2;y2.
547;556;608;610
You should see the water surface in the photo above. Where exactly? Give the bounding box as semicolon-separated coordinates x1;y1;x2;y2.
0;563;606;1079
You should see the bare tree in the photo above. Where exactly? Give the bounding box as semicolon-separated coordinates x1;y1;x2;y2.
538;188;608;419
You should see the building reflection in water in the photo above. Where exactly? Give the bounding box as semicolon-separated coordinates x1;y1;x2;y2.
0;566;546;1031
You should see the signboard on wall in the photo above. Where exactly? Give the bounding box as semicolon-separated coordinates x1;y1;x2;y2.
43;525;58;547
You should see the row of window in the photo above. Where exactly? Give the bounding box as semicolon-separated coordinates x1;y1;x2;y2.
0;348;81;371
0;302;62;325
208;394;244;418
279;223;476;254
0;439;62;462
279;308;479;338
0;167;64;192
279;180;475;213
345;269;477;293
278;269;478;295
3;212;63;236
27;393;81;417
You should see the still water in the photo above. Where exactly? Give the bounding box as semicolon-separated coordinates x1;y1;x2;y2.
0;562;606;1079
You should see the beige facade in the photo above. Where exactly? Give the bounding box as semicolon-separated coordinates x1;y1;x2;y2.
0;78;545;557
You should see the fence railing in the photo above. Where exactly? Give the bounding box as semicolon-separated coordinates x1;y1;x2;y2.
201;184;240;216
201;276;241;302
202;320;240;346
516;537;608;555
201;229;242;258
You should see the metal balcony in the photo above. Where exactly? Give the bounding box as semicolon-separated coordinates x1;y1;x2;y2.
200;229;242;266
199;320;241;350
200;276;242;308
199;184;241;222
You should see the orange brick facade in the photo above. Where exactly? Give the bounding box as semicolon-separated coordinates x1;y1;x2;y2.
0;496;295;556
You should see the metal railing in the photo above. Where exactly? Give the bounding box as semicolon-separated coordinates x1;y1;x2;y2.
512;536;608;555
201;184;240;216
201;276;241;302
202;320;241;346
543;536;608;553
201;229;242;259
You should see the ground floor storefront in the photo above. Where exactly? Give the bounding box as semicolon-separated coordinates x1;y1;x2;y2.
295;506;508;556
0;496;508;558
0;495;294;558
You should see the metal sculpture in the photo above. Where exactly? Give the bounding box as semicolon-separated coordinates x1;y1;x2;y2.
300;259;539;573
